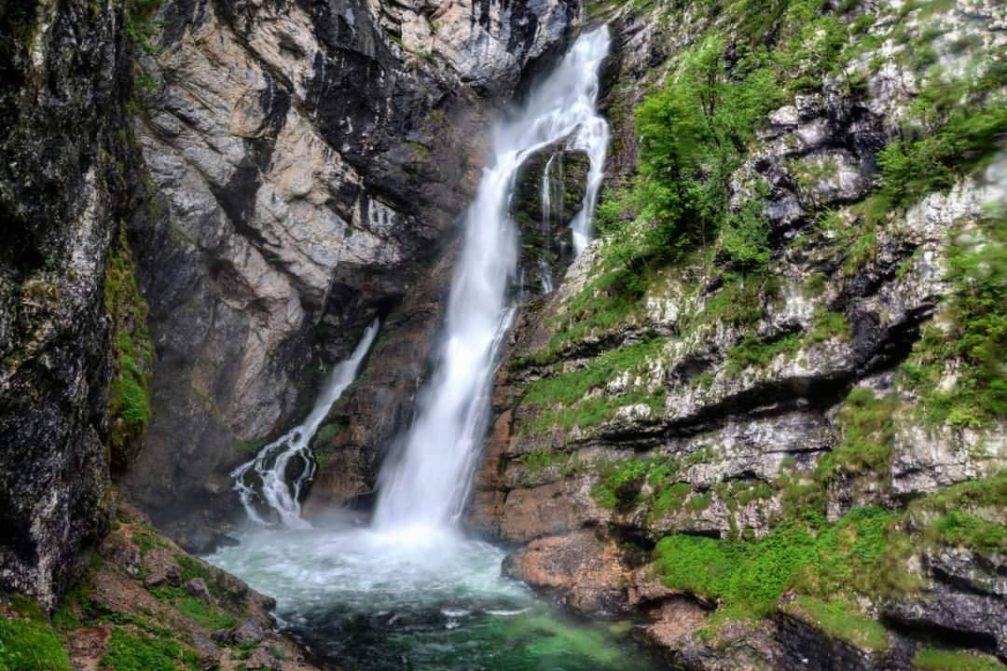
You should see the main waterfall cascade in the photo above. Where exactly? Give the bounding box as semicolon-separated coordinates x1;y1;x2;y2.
374;28;611;531
232;320;379;527
207;29;661;670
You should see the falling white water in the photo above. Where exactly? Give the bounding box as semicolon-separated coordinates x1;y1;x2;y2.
233;320;379;528
374;28;611;532
540;154;558;293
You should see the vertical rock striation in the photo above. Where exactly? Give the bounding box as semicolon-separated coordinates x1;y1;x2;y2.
0;0;135;607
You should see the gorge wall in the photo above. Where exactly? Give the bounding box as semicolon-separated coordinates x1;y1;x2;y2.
121;0;582;543
0;0;134;609
469;0;1007;668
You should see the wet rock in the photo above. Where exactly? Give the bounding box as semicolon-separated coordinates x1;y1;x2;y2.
505;530;630;614
185;577;213;603
230;618;267;646
510;144;592;293
142;547;182;588
0;0;132;608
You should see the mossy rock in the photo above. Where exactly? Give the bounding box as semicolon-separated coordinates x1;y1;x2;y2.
509;143;591;293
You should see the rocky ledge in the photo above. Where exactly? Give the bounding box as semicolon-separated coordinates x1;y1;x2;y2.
1;503;316;671
472;0;1007;668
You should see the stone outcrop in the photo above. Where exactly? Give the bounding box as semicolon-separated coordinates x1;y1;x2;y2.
122;0;582;541
0;0;135;608
472;0;1007;668
510;144;591;293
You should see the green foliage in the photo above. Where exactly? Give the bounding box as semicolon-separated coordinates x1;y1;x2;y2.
591;456;682;513
914;647;1007;671
523;338;666;407
654;506;903;624
721;192;772;270
100;628;198;671
104;230;153;470
519;338;668;435
125;0;162;54
725;333;801;375
907;471;1007;553
879;107;1007;211
0;603;71;671
628;37;784;263
788;596;889;652
805;310;850;344
816;388;899;481
900;215;1007;428
518;449;568;475
691;272;776;331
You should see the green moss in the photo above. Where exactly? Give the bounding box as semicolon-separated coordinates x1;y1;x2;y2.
816;388;899;482
0;601;71;671
788;596;889;652
100;628;198;671
654;506;903;624
914;647;1007;671
725;333;801;375
805;310;850;344
104;229;153;471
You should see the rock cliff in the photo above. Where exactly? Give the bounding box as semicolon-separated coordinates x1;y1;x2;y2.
121;0;582;542
0;0;135;609
472;0;1007;668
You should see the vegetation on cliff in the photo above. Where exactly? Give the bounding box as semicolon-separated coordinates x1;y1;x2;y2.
3;506;313;671
104;229;154;473
491;0;1007;665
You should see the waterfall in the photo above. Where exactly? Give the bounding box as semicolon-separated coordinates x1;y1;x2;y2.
373;28;611;531
233;320;379;528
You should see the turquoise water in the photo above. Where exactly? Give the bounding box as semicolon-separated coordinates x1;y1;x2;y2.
206;523;667;670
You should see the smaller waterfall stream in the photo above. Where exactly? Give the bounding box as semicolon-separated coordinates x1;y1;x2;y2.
232;320;379;527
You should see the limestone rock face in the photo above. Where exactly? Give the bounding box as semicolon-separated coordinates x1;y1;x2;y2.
0;0;134;608
122;0;581;538
471;0;1007;668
